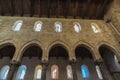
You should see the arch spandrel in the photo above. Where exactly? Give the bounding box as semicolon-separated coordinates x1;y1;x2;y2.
45;40;73;62
74;40;102;62
97;41;120;63
17;40;44;63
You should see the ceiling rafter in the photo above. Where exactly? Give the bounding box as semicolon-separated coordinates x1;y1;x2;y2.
0;0;5;16
20;0;24;16
0;0;113;19
29;0;34;17
38;0;41;17
47;0;50;18
7;0;14;16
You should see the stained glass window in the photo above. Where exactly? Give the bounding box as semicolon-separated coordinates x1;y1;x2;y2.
34;21;42;32
55;22;62;32
96;65;103;79
12;20;23;31
91;23;100;33
15;65;27;80
51;65;59;79
73;22;81;32
34;65;42;80
0;65;10;80
66;65;73;79
81;65;90;79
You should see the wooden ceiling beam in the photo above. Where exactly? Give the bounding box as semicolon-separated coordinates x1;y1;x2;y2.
90;0;95;19
38;0;41;17
64;0;71;18
7;0;14;16
30;0;34;17
47;0;50;18
74;0;78;19
20;0;24;16
0;0;4;16
82;0;90;19
99;0;108;19
56;0;60;18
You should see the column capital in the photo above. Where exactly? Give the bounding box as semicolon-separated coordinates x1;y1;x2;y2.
10;60;20;65
70;58;77;63
94;58;103;65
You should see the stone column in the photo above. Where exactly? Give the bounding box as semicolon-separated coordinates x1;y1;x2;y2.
7;60;19;80
70;60;78;80
41;61;49;80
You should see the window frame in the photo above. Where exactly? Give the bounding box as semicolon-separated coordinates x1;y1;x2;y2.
34;21;43;32
91;23;101;33
0;65;10;80
34;65;42;80
12;20;23;32
51;65;59;79
66;65;73;79
81;64;90;79
15;65;27;80
73;22;81;33
54;22;62;32
95;65;103;80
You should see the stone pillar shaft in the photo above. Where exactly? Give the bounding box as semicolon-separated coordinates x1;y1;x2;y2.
7;63;18;80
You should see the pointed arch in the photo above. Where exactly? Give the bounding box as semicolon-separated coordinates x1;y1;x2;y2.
74;41;97;60
46;40;72;61
99;42;120;72
0;40;16;60
17;40;44;62
98;41;120;62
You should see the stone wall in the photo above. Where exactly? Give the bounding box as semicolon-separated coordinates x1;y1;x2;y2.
0;16;120;63
104;0;120;39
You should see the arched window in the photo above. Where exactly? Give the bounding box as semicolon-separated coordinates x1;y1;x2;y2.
91;23;100;33
114;55;119;63
54;22;62;32
34;65;42;80
15;65;27;80
73;22;81;33
81;64;90;79
0;65;10;80
66;65;73;79
12;20;23;31
34;21;42;32
51;65;59;79
95;65;103;80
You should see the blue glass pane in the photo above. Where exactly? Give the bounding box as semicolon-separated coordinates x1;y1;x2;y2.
0;65;10;80
81;65;90;79
15;65;27;80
